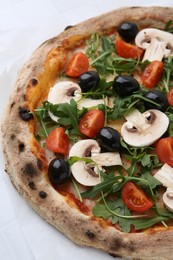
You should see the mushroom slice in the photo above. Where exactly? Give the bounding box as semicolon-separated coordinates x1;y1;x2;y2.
135;28;173;61
48;81;105;122
163;188;173;213
121;108;169;147
69;139;101;186
154;164;173;189
69;139;122;186
92;152;122;166
48;81;82;122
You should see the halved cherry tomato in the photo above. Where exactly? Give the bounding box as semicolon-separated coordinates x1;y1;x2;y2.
79;109;105;138
156;137;173;167
65;52;89;77
46;127;69;155
141;61;164;89
115;37;143;59
121;182;154;212
167;88;173;106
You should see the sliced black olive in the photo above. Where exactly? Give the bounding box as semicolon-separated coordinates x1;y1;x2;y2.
19;107;33;121
113;75;140;98
117;22;139;42
96;127;121;152
48;158;70;185
144;90;168;112
78;71;100;92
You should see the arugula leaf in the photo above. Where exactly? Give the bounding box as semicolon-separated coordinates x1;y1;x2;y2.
133;216;169;230
164;20;173;33
93;198;134;233
68;156;94;166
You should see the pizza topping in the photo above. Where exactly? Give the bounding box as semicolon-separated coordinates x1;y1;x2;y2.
121;108;169;147
96;127;121;152
79;109;105;138
121;181;154;212
115;37;144;59
78;70;100;92
69;139;122;186
163;188;173;212
167;87;173;106
46;127;69;155
154;164;173;189
48;158;70;185
141;61;164;89
135;28;173;61
69;139;101;186
19;107;33;121
113;75;140;97
65;52;89;77
117;22;139;43
144;90;168;112
156;137;173;167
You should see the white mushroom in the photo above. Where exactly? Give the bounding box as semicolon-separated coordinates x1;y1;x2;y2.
48;81;104;122
163;188;173;212
154;164;173;189
69;139;122;186
135;28;173;61
121;108;169;147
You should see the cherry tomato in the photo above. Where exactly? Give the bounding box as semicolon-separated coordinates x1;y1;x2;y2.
141;61;164;89
46;127;69;155
65;52;89;77
167;88;173;106
115;37;143;59
79;109;105;138
156;137;173;167
121;182;154;212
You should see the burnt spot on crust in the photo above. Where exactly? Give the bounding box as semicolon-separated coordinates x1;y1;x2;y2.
64;25;74;31
10;102;15;110
23;163;37;177
31;78;38;86
19;107;34;121
39;191;47;199
28;181;37;190
110;238;135;253
37;159;43;171
18;142;25;152
11;134;16;140
85;230;96;239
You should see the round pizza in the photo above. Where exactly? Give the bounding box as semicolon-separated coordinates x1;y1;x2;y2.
2;6;173;260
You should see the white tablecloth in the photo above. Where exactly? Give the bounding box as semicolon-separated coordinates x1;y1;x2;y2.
0;1;173;260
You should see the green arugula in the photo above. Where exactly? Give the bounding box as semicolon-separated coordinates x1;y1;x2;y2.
164;20;173;33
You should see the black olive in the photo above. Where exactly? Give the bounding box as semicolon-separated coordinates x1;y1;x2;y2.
48;158;70;185
19;107;33;121
117;22;139;42
113;75;140;98
78;71;100;92
144;90;168;112
96;127;121;152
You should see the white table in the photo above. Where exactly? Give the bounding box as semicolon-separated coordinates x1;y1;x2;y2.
0;1;172;259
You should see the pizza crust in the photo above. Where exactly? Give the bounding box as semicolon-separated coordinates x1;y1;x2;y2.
2;6;173;260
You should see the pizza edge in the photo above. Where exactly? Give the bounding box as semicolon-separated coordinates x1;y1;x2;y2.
2;6;173;260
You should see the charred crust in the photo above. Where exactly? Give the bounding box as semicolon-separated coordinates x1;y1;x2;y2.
31;78;38;86
64;25;74;31
28;181;37;190
18;142;25;152
37;159;43;171
39;191;47;199
23;163;37;177
19;107;34;121
10;102;15;110
85;230;96;239
110;238;135;253
11;134;16;140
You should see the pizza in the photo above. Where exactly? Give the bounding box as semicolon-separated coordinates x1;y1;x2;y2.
2;6;173;260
